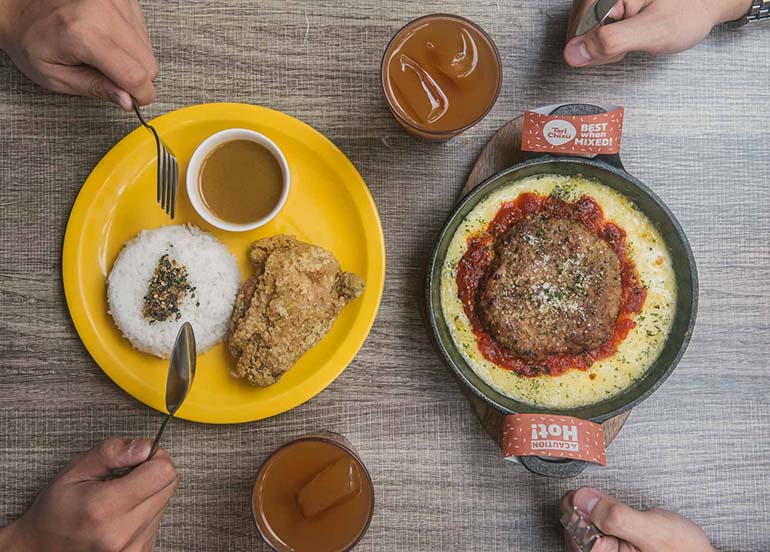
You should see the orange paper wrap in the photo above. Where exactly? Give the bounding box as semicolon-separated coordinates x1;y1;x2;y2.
521;108;624;155
503;414;607;466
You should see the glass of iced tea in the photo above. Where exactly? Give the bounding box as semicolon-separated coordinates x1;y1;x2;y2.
381;14;502;141
252;432;374;552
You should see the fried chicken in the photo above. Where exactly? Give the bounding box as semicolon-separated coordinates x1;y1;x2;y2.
227;235;365;386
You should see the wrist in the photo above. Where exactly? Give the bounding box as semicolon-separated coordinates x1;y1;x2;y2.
0;520;32;552
0;0;20;51
714;0;753;24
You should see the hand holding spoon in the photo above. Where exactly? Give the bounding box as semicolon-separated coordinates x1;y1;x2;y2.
149;321;197;457
107;322;196;479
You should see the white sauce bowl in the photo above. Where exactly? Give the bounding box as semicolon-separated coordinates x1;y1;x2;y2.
186;128;290;232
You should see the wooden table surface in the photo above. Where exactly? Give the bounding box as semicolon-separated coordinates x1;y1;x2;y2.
1;1;769;550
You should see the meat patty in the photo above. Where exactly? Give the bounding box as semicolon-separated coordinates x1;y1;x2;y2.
478;217;622;360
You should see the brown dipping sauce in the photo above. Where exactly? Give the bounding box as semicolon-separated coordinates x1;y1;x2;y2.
198;139;284;225
253;434;374;552
382;14;501;139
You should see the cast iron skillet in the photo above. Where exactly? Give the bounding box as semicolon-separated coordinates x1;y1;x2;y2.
425;106;699;478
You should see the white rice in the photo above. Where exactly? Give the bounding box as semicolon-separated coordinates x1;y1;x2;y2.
107;224;241;358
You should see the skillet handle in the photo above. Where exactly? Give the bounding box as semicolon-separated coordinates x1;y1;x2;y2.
519;455;589;479
545;103;625;171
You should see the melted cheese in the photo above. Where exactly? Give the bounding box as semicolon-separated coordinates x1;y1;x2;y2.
440;174;677;409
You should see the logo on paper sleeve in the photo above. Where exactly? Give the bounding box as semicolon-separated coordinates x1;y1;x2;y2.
543;120;577;146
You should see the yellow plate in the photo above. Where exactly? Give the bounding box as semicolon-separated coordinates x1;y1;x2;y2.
63;103;385;424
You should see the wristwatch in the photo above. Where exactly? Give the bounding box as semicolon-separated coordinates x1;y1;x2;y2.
729;0;770;27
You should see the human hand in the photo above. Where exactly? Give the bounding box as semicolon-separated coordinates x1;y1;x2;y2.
560;487;715;552
0;438;178;552
564;0;752;67
0;0;158;110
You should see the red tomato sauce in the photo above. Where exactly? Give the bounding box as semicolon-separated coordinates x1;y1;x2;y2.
455;192;647;377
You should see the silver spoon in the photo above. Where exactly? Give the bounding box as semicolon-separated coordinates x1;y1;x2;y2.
107;323;196;479
149;321;197;458
574;0;622;36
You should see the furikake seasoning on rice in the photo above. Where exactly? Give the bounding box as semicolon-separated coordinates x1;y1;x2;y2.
142;254;197;323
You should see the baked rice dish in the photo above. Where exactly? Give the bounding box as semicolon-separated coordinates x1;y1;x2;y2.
441;174;677;409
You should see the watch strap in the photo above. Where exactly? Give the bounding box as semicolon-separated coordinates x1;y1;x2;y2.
728;0;770;27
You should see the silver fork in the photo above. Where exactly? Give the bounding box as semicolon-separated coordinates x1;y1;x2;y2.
561;506;604;551
132;98;179;219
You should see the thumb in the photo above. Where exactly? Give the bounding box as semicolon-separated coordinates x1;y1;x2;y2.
564;10;666;67
61;438;153;482
573;487;657;547
44;64;134;111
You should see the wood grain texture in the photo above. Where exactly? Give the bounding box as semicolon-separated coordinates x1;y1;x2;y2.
1;1;769;550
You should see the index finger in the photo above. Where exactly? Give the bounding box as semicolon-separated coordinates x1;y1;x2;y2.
107;448;178;507
591;536;622;552
118;0;153;51
80;34;156;105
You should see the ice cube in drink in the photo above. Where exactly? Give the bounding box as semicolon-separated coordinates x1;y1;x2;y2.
297;457;362;518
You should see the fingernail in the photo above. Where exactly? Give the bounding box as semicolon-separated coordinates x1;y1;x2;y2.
107;89;121;106
574;488;602;514
608;2;623;19
127;439;151;462
103;82;133;112
565;39;592;67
